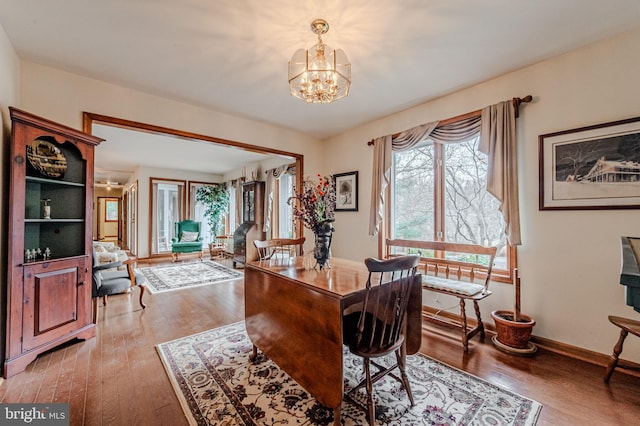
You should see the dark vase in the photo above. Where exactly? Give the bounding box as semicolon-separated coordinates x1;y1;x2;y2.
313;220;335;270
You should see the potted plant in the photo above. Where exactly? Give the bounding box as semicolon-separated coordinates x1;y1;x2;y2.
490;268;537;355
195;184;230;257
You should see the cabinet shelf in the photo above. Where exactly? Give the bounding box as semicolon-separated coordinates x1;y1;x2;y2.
26;175;85;187
21;254;86;267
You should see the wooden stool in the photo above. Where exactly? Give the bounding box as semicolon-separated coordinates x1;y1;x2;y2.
603;315;640;382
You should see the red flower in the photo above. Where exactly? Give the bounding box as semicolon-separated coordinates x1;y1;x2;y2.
289;174;336;234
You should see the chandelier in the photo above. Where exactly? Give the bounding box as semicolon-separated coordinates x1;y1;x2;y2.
288;19;351;104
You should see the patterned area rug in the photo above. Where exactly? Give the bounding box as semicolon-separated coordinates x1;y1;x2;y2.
139;261;243;293
157;321;542;425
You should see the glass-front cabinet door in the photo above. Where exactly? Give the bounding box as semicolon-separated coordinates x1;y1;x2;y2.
243;184;255;223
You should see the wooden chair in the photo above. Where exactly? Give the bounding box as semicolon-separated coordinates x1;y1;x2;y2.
603;315;640;382
253;238;305;260
209;235;228;259
342;255;420;425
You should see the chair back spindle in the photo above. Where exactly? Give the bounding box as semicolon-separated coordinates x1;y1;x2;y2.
354;256;419;355
343;254;420;425
254;238;305;261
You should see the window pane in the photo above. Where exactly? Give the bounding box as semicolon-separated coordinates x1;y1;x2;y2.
443;137;507;268
393;144;435;240
151;181;184;254
278;174;294;238
228;186;236;233
193;195;213;245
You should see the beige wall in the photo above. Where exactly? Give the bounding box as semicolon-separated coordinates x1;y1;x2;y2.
0;24;20;261
19;62;323;162
0;23;20;366
324;28;640;359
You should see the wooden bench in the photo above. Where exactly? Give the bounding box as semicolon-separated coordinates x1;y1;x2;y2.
386;239;497;352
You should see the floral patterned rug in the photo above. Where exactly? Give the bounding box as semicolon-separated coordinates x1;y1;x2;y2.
156;321;542;425
139;261;243;293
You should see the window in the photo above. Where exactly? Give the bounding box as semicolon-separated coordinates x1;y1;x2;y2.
125;181;138;256
151;178;185;254
189;182;214;246
227;185;237;234
391;134;513;279
277;173;294;238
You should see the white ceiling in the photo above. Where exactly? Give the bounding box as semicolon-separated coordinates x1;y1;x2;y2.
1;1;639;180
92;124;282;185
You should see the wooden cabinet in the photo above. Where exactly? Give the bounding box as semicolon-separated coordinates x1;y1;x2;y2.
233;181;265;267
4;108;103;378
242;180;261;223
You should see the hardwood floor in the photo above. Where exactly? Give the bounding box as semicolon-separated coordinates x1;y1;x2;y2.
1;256;639;425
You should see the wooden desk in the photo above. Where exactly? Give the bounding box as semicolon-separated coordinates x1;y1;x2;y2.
244;257;422;425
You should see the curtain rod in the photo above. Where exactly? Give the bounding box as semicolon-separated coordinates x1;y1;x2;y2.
367;95;533;146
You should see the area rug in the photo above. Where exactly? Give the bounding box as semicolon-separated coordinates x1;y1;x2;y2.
139;261;243;294
157;321;542;425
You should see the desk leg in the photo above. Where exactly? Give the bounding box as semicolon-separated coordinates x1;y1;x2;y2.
333;406;341;425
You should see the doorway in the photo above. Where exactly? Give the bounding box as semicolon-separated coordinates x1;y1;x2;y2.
82;112;304;259
96;196;120;243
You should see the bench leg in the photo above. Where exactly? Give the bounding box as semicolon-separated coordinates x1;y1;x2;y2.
473;300;485;338
604;328;628;383
459;298;469;353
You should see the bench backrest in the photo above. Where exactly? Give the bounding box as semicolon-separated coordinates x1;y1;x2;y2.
385;239;497;291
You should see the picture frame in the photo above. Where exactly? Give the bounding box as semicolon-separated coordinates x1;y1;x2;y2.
105;199;119;221
539;116;640;210
334;171;358;211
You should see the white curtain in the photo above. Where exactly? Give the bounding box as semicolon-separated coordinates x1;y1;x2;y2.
263;164;295;233
235;179;243;225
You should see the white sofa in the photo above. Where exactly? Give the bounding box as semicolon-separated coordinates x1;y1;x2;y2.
93;241;128;270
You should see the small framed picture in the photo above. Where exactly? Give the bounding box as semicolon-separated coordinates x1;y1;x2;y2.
539;116;640;210
105;199;119;221
334;171;358;212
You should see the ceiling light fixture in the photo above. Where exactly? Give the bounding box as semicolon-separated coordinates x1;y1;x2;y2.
288;19;351;104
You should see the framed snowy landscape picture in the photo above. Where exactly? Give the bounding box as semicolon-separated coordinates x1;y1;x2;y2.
539;116;640;210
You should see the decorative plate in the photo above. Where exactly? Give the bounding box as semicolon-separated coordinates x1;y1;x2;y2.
26;138;67;179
